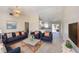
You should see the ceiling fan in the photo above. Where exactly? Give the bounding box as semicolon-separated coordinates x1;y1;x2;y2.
9;6;21;17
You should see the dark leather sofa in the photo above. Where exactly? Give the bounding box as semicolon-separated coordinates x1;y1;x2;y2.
2;31;28;44
41;32;53;43
31;31;42;39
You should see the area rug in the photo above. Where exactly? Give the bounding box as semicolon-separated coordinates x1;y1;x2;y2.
23;41;43;53
10;40;43;53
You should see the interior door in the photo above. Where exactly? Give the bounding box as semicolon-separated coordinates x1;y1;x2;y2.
25;22;29;33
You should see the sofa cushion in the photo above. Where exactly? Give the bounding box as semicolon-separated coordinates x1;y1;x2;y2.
41;37;52;42
6;37;15;43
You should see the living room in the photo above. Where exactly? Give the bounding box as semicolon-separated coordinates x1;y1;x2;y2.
0;6;79;53
0;6;63;53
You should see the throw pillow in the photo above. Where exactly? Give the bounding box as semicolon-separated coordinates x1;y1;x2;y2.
21;32;25;35
16;32;20;36
34;31;39;35
44;32;49;37
7;33;12;38
19;32;21;35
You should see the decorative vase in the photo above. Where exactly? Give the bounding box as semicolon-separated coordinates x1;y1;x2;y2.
31;35;34;41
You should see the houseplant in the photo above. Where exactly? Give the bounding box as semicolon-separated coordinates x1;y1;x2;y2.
65;40;73;51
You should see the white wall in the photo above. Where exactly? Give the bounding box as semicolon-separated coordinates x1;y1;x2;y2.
62;7;79;40
0;18;26;33
26;15;39;32
0;7;39;32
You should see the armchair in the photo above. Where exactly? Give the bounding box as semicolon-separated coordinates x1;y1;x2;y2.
5;45;21;53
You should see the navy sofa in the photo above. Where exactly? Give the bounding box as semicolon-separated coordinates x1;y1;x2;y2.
2;31;28;44
31;31;42;39
41;32;53;43
31;31;53;43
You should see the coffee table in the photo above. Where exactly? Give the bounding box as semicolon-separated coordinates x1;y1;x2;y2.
23;38;40;46
22;36;43;52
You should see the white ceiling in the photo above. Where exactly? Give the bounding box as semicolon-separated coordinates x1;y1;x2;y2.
0;6;64;22
22;6;64;22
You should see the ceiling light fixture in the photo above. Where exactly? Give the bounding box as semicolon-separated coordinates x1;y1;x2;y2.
9;6;21;17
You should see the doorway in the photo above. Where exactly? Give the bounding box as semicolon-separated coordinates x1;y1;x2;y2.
52;24;60;39
25;22;29;33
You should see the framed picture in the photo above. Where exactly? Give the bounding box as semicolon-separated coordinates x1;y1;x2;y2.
7;21;17;29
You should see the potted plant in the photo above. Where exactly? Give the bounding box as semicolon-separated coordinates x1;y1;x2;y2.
65;40;73;52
